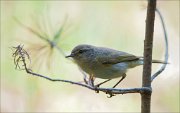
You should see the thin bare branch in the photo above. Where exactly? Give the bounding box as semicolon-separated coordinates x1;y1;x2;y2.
12;44;150;97
151;8;169;82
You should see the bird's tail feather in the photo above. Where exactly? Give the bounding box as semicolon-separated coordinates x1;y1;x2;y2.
151;59;169;64
139;57;168;64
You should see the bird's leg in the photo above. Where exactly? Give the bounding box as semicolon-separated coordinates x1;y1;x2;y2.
88;75;101;93
112;73;126;88
95;79;112;88
88;75;95;87
79;68;88;84
106;74;127;98
83;73;88;85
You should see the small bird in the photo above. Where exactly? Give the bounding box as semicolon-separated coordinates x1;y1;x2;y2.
66;44;166;88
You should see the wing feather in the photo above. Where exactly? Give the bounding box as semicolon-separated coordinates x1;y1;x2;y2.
96;47;140;64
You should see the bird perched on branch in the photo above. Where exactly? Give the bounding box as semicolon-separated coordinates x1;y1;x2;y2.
66;44;167;88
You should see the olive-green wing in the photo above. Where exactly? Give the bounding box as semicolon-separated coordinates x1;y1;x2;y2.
96;50;140;64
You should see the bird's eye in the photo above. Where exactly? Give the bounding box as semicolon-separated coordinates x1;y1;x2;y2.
79;50;84;53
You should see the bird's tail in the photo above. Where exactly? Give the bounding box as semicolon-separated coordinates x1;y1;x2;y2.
139;57;168;64
151;59;169;64
128;58;168;68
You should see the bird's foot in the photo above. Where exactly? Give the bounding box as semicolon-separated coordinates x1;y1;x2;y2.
106;91;115;98
94;85;100;93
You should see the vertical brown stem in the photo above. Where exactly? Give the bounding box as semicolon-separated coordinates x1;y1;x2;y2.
141;0;156;113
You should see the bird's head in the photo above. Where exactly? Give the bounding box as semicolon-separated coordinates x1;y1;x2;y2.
66;44;95;61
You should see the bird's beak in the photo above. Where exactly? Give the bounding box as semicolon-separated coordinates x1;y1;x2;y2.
65;53;74;58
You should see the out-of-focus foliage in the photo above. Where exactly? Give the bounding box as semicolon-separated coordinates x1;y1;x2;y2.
1;1;179;112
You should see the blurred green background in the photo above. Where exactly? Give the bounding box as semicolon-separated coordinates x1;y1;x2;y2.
1;1;179;112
